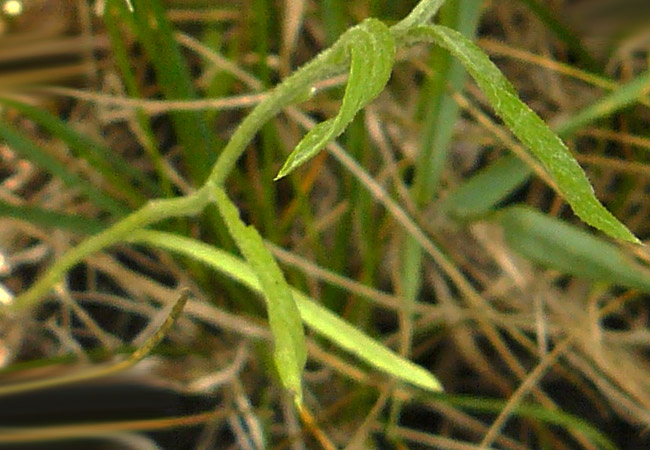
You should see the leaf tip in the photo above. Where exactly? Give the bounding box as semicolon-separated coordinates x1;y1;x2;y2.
274;168;289;181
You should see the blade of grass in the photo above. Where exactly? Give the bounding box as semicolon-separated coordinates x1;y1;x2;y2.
394;0;483;429
103;0;173;197
128;230;443;393
128;0;216;185
555;71;650;137
400;0;483;344
0;97;154;205
0;122;127;217
443;153;531;220
347;115;381;324
421;392;618;450
412;0;482;202
0;200;104;235
322;0;348;45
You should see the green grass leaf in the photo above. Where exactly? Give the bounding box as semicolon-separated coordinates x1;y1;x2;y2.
212;186;307;404
443;154;531;220
0;200;104;235
275;18;395;179
0;97;155;205
129;230;443;393
0;122;127;217
128;0;216;185
427;392;618;450
555;71;650;136
412;24;638;243
500;206;650;291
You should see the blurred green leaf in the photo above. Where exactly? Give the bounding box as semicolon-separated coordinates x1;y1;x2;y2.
556;71;650;136
212;186;306;404
103;1;174;197
0;122;127;217
275;18;395;179
413;24;638;242
444;154;531;220
0;200;104;234
427;392;618;450
0;97;154;205
129;0;216;185
500;206;650;291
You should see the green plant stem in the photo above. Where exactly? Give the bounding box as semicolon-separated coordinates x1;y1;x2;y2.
9;0;449;313
208;0;448;187
10;188;213;312
207;47;347;186
391;0;446;37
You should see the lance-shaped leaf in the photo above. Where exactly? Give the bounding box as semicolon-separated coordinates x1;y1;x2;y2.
275;18;395;179
213;187;307;405
129;230;443;393
411;24;638;243
500;206;650;292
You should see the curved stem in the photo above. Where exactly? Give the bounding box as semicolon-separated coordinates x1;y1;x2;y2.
390;0;446;37
207;44;348;186
208;0;445;186
8;0;447;313
10;187;212;312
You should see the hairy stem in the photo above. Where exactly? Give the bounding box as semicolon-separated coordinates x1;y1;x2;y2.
11;188;212;312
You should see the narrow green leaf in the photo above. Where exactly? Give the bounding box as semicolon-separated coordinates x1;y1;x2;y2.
412;0;483;205
212;187;307;404
426;393;618;450
129;0;216;185
0;97;155;204
443;154;531;220
555;71;650;137
0;200;104;235
444;72;650;223
129;230;443;393
499;206;650;292
0;122;126;217
414;24;638;243
275;18;395;179
104;0;174;197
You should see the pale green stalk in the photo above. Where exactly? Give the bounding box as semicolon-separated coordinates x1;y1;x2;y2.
209;0;449;186
11;187;212;311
